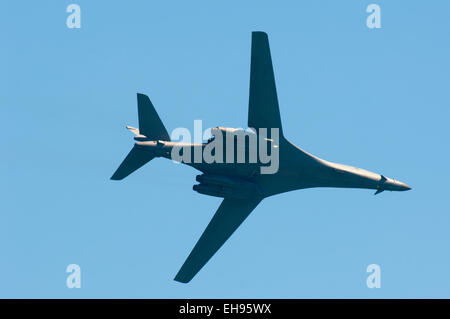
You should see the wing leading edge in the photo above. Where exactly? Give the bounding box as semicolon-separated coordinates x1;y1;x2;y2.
174;196;263;283
248;31;283;137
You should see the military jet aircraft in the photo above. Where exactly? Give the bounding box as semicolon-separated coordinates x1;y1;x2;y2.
111;31;411;283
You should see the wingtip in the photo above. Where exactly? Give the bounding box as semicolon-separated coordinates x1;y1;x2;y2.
110;171;124;180
174;266;194;283
137;92;148;100
173;275;191;284
252;31;268;37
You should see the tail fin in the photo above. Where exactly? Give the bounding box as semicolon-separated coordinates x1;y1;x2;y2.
137;93;170;141
110;146;155;180
110;93;169;181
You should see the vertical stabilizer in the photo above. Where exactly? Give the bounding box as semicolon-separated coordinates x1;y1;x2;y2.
137;93;170;141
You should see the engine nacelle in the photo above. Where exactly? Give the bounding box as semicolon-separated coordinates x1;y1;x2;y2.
193;174;260;199
193;183;247;199
196;174;256;190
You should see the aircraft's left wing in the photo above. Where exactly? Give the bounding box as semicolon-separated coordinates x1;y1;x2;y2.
248;32;283;137
174;196;263;283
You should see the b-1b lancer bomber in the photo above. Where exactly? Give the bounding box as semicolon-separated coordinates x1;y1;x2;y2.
111;31;411;283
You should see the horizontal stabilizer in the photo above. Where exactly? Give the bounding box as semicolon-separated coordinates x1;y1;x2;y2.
111;146;154;180
126;125;141;136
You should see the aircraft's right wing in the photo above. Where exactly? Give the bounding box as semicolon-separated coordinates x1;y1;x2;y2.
174;196;263;283
248;31;283;137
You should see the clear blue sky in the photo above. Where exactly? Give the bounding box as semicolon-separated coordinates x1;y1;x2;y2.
1;0;449;298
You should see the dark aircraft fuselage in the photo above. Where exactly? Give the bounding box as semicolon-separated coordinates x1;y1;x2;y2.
134;136;411;198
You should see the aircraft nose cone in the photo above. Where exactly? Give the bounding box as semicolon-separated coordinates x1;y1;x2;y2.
400;183;412;191
384;177;412;192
